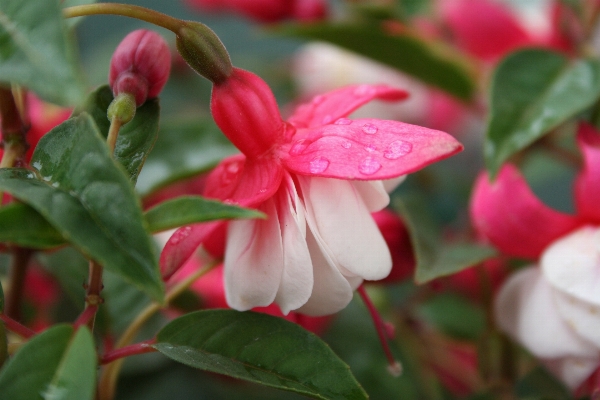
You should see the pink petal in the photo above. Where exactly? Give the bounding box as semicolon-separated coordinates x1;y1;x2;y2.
470;165;579;259
299;177;392;281
574;122;600;222
495;267;598;359
541;226;600;347
288;85;408;129
224;198;284;311
204;154;284;207
282;119;462;180
273;179;314;314
160;221;221;280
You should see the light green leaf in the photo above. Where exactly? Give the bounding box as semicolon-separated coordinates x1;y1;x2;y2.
485;49;600;176
0;0;85;105
145;196;265;233
277;22;475;100
0;114;164;301
0;203;65;249
154;310;368;400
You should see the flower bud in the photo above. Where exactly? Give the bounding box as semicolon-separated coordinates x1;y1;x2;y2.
176;21;232;84
109;29;171;106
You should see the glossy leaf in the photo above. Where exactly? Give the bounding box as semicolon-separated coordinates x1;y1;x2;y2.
145;195;265;233
73;85;160;184
137;117;236;196
154;310;368;400
394;195;497;284
0;114;164;301
485;49;600;176
278;23;475;100
0;325;96;400
0;203;65;248
0;0;85;105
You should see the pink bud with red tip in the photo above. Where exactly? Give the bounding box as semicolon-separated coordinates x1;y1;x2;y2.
109;29;171;106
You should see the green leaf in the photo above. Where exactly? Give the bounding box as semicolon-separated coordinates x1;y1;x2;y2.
0;203;65;248
145;196;265;233
0;0;85;105
277;22;475;100
73;85;160;184
394;194;497;284
42;327;97;400
0;274;4;312
485;49;600;176
0;325;96;400
0;114;164;302
419;293;486;340
515;366;570;400
137;117;236;196
154;310;368;400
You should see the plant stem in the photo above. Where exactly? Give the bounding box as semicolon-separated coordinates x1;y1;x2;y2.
84;260;104;331
106;117;122;154
98;259;218;400
63;3;182;32
0;314;36;339
100;339;157;365
4;248;33;321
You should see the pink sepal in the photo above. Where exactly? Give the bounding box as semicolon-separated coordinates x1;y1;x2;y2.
288;85;408;129
282;119;462;180
470;164;579;259
574;122;600;223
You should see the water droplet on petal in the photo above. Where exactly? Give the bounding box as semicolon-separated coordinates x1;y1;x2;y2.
334;118;352;125
364;143;377;153
170;226;192;245
341;141;352;149
226;163;240;174
354;85;375;97
362;123;378;135
312;95;325;105
358;157;382;175
259;188;267;193
290;139;310;155
310;156;330;173
383;140;413;159
322;114;333;124
223;199;235;204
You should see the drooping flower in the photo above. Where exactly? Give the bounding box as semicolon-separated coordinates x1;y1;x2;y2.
470;122;600;390
161;67;462;316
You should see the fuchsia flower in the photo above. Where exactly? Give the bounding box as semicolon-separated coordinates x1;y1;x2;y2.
184;0;326;23
161;67;462;316
470;123;600;390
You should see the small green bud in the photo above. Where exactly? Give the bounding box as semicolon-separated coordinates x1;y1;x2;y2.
176;21;232;83
107;93;136;125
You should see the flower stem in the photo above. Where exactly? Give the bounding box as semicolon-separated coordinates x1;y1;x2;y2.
357;285;402;376
98;259;219;400
83;260;104;331
0;314;36;339
63;3;182;32
4;248;33;321
106;117;122;154
100;339;157;365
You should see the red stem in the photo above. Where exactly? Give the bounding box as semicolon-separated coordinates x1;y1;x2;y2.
74;304;98;329
100;339;157;365
0;314;35;338
357;285;402;376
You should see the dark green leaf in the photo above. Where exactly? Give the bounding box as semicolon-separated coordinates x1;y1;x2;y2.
0;203;65;248
137;117;236;196
42;327;97;400
73;85;160;184
0;0;85;105
0;325;96;400
145;196;265;233
154;310;368;400
0;114;164;301
485;49;600;176
0;275;4;312
394;195;497;284
515;366;570;400
419;293;486;340
277;23;475;100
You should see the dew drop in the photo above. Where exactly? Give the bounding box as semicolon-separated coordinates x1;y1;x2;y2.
321;114;333;124
364;143;377;153
259;188;267;194
362;123;378;135
334;118;352;125
383;140;412;159
354;85;375;97
290;139;310;155
309;156;330;173
226;162;240;174
358;157;382;175
170;226;192;245
312;95;325;105
341;141;352;149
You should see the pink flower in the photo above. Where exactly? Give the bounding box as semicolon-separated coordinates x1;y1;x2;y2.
184;0;326;23
109;29;171;106
470;123;600;390
161;68;462;316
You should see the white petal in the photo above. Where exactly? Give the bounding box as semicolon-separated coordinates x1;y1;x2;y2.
382;175;406;193
544;357;600;390
224;199;283;311
274;185;314;315
352;180;389;212
542;226;600;307
296;230;354;316
300;176;392;281
552;289;600;348
495;267;598;359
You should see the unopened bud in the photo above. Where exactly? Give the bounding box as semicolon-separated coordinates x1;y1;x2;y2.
176;21;232;83
107;93;136;125
109;29;171;106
